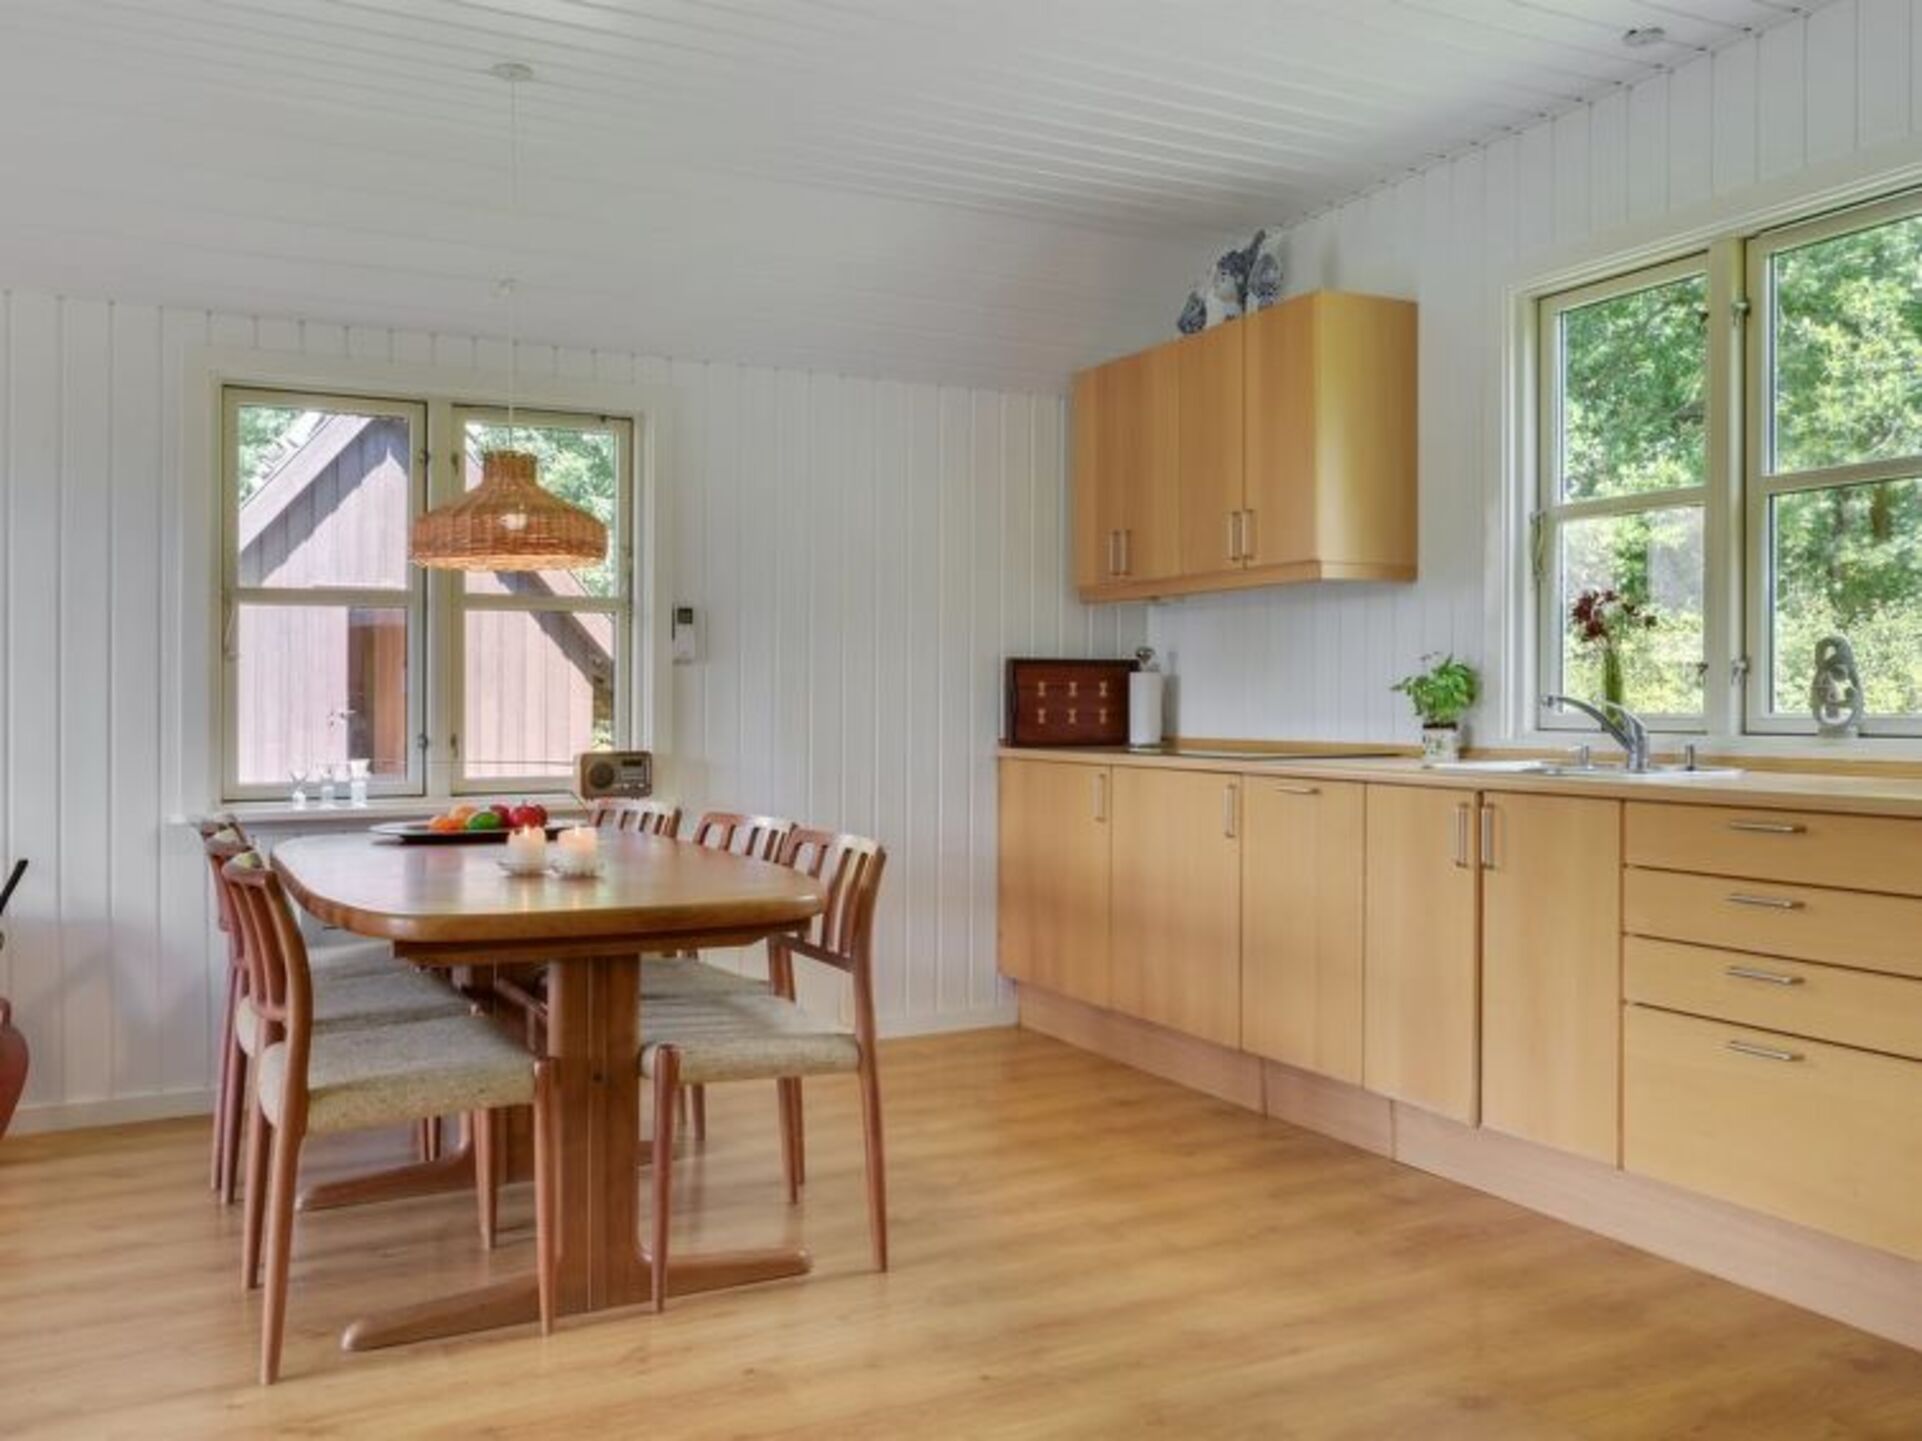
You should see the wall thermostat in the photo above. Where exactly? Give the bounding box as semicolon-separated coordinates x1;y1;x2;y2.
672;605;700;664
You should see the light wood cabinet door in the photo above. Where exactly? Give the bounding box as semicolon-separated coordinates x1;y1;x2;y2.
1110;767;1242;1047
1176;321;1246;578
998;760;1112;1008
1363;784;1480;1121
1241;778;1364;1081
1093;347;1180;587
1070;370;1105;593
1626;1005;1922;1262
1242;291;1417;578
1241;294;1317;569
1480;794;1622;1163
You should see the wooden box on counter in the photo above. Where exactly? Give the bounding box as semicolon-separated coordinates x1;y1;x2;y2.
1003;658;1135;747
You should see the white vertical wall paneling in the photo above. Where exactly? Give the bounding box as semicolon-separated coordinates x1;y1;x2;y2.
108;301;162;1098
1669;57;1716;211
9;293;62;1105
4;291;1119;1125
59;297;112;1105
1760;23;1809;180
1715;39;1761;197
1807;0;1861;164
1151;1;1922;744
1861;0;1913;148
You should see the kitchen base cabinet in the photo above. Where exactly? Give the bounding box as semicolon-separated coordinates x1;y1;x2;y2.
1625;1005;1922;1262
1363;785;1480;1122
1240;778;1364;1082
1480;794;1622;1164
1110;767;1242;1048
998;760;1111;1008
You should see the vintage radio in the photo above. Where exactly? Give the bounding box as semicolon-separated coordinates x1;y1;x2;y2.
1003;658;1136;747
575;749;654;800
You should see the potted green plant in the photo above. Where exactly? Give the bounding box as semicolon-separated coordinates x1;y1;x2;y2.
1392;654;1479;764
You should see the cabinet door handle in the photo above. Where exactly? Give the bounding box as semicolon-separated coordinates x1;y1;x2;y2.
1222;784;1238;839
1092;771;1107;823
1240;507;1256;562
1269;783;1319;796
1725;964;1805;987
1726;1038;1804;1064
1479;804;1496;870
1120;528;1132;576
1727;819;1806;835
1452;803;1470;869
1726;892;1805;911
1226;510;1240;562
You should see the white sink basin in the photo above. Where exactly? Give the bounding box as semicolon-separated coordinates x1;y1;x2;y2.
1429;760;1743;783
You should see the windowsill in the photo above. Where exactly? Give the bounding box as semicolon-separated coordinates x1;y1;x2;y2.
170;795;590;829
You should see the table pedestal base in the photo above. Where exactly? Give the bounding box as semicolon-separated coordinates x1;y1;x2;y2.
340;1247;813;1352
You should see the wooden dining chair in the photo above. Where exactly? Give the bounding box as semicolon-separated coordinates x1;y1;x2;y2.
198;820;411;1204
222;853;558;1383
589;796;682;836
643;811;798;1139
641;829;889;1311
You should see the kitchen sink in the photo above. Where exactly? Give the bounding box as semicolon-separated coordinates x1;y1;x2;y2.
1429;759;1743;782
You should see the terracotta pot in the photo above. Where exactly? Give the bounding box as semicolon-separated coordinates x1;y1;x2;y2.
0;997;27;1139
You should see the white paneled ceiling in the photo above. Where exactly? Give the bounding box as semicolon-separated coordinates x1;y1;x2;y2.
0;0;1816;388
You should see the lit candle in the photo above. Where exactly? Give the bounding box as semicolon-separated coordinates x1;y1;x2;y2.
505;824;547;871
554;825;600;876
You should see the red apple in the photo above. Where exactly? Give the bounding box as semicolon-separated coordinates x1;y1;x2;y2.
490;803;515;825
509;802;549;830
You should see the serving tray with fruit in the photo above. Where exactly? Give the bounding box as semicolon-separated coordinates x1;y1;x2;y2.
372;802;558;844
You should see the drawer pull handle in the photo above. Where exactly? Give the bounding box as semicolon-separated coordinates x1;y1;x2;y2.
1725;964;1804;987
1726;1038;1804;1064
1269;783;1320;796
1725;893;1805;911
1727;820;1807;835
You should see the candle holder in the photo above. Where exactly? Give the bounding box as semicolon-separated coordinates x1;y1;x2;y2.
550;826;603;879
498;825;550;877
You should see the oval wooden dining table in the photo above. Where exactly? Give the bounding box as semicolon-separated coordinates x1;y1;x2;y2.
271;829;827;1352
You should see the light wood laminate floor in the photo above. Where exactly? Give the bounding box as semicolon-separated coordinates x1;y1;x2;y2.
3;1027;1921;1439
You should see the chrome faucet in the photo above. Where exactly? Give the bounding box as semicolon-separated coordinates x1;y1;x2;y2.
1542;694;1652;773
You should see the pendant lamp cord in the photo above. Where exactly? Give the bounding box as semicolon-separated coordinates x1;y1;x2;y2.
503;66;522;453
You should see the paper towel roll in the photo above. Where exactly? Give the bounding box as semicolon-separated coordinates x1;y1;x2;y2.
1128;669;1165;749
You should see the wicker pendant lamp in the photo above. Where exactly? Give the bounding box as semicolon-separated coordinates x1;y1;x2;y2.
410;62;607;573
410;449;607;570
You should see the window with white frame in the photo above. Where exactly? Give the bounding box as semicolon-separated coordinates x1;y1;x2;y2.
1533;187;1922;740
221;386;635;800
1537;256;1711;729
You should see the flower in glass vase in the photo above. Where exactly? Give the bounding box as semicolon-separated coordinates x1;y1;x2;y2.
1571;588;1658;707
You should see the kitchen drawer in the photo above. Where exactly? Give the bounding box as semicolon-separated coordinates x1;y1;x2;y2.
1625;803;1922;897
1625;937;1922;1062
1624;1005;1922;1261
1624;867;1922;982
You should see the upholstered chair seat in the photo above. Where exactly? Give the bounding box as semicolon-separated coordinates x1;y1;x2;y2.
256;1014;537;1135
641;992;861;1085
235;967;467;1057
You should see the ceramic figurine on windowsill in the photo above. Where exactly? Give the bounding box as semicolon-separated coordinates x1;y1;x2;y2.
1393;655;1480;764
1810;635;1865;739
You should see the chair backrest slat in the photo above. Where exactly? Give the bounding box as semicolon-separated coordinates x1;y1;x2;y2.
221;856;314;1041
589;797;682;837
691;811;793;862
777;828;886;973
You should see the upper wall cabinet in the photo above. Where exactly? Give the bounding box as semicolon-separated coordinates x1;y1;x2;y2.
1073;290;1418;603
